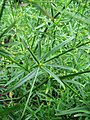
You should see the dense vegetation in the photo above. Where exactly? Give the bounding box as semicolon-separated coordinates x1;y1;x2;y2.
0;0;90;119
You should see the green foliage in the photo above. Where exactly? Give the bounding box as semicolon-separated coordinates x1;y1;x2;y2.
0;0;90;119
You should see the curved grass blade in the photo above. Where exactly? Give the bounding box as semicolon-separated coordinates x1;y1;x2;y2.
5;68;38;93
56;107;90;116
41;36;75;61
41;66;65;89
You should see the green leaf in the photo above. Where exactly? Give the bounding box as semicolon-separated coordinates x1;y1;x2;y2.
0;21;16;38
35;23;45;30
56;107;90;116
5;70;24;86
0;48;12;58
41;66;65;89
29;1;53;20
0;0;7;21
45;40;90;63
0;104;22;117
21;67;39;118
45;64;76;71
41;36;75;61
5;69;38;93
21;38;40;64
64;11;90;25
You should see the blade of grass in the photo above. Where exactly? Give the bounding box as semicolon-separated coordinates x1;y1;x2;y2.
0;21;16;38
38;40;41;59
45;40;90;63
41;66;65;90
29;1;53;20
5;68;38;93
0;0;6;21
64;11;90;25
41;36;75;61
28;46;40;64
5;70;24;87
45;64;76;71
55;107;90;116
59;70;90;79
21;67;39;118
21;38;40;64
0;48;29;72
0;48;12;58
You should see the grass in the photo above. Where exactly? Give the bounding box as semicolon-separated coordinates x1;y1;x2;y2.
0;0;90;119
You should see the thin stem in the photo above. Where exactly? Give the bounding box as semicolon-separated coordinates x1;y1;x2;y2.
21;68;39;118
15;69;90;101
44;40;90;63
27;47;40;64
0;0;6;21
0;21;16;38
63;81;82;99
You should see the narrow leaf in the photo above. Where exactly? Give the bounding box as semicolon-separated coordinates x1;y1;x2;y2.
0;48;12;57
22;67;39;118
5;70;24;86
41;36;75;61
42;66;65;89
5;69;37;93
0;0;6;21
45;64;76;71
29;1;53;20
65;11;90;25
0;21;15;38
56;107;90;116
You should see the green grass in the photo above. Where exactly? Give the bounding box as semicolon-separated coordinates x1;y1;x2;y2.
0;0;90;119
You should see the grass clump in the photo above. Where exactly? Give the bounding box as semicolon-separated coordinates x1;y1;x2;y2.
0;0;90;119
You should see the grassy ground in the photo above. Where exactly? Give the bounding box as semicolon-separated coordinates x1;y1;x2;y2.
0;0;90;119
